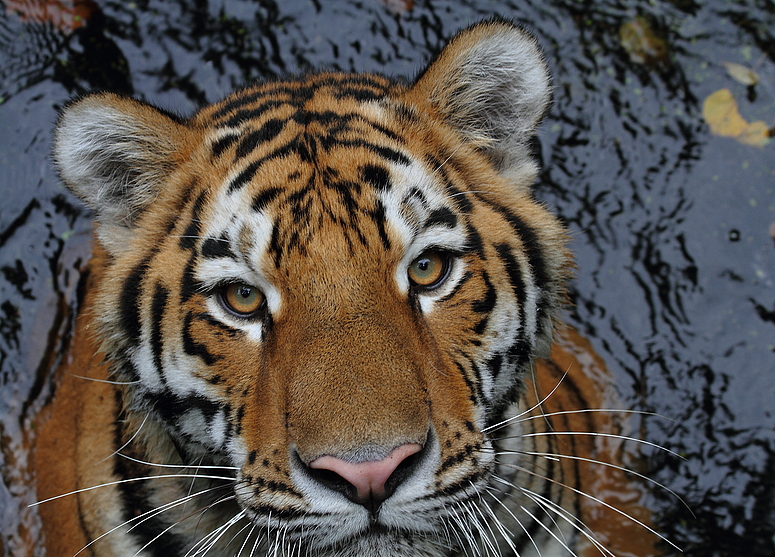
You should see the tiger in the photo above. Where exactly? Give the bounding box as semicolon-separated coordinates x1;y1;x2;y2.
33;19;661;557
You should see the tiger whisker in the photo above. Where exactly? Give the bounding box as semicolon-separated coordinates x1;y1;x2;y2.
515;430;684;459
467;499;499;556
30;472;236;507
471;482;520;556
135;497;238;557
483;369;571;433
72;483;232;557
223;519;254;556
510;492;581;557
497;407;671;424
497;462;682;552
65;372;140;385
508;483;614;557
481;485;542;556
490;447;692;513
116;452;240;471
448;502;478;556
525;497;594;557
184;506;245;557
99;414;149;464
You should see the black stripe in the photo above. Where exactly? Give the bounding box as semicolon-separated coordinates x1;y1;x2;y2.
360;163;391;191
425;207;457;229
494;243;526;323
150;282;169;383
179;190;208;250
120;256;152;343
453;360;479;405
182;312;220;365
370;200;391;251
472;271;497;313
179;252;200;304
217;100;286;128
211;133;239;158
235;118;285;160
477;195;549;295
252;187;282;212
201;235;235;259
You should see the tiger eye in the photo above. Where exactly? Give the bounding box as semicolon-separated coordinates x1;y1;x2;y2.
408;251;449;290
221;283;265;317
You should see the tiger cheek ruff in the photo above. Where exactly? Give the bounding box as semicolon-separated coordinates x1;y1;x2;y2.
32;18;638;557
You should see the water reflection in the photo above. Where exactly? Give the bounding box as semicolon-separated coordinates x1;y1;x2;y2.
1;1;773;555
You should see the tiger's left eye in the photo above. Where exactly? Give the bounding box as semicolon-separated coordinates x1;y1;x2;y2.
220;283;265;317
408;251;450;290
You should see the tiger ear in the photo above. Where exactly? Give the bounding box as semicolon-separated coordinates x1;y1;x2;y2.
54;93;187;253
408;19;551;179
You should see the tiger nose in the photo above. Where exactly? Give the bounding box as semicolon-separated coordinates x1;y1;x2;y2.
308;443;423;513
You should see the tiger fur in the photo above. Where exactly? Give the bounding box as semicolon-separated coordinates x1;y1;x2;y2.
34;20;657;557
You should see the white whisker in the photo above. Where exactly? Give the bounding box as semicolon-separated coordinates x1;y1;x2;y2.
517;430;684;458
99;415;149;464
31;473;236;507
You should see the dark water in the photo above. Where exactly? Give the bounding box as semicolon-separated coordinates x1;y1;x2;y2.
0;0;773;555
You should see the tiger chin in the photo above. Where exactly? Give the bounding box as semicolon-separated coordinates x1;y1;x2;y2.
32;18;646;557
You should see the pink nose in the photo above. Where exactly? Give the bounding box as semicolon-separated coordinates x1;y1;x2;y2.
309;443;423;504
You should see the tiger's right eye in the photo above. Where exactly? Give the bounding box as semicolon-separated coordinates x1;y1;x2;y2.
220;283;265;318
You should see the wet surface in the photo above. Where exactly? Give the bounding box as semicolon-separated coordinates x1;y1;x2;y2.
1;1;773;555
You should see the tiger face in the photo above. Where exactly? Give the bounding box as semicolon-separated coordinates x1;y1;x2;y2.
51;20;571;556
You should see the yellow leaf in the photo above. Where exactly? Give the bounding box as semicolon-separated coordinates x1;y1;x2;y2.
702;88;748;137
738;121;771;147
721;62;759;86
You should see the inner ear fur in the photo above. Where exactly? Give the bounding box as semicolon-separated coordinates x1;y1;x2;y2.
407;19;551;177
54;93;189;253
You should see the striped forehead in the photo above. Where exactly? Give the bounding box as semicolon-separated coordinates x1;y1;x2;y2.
197;155;470;275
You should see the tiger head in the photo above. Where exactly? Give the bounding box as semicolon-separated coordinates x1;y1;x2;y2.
54;19;570;556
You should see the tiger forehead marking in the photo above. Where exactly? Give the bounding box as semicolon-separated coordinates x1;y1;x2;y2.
46;19;591;557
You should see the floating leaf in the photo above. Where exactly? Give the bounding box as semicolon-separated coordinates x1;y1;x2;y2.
620;16;668;67
722;61;759;86
703;89;747;137
738;121;771;147
702;88;771;147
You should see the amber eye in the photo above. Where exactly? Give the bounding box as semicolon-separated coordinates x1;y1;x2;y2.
408;251;449;290
220;283;265;317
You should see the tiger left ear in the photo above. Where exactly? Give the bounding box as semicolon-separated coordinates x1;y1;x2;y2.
407;19;551;179
54;93;189;255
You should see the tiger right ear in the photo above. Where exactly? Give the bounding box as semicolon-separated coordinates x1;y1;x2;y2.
407;19;551;181
54;93;187;253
